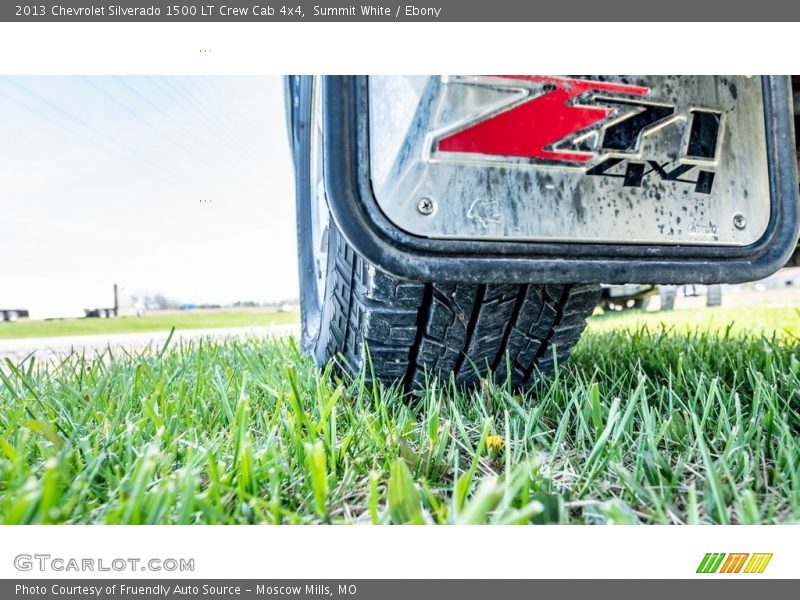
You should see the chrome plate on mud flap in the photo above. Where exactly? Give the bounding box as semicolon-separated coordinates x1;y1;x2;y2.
368;76;770;246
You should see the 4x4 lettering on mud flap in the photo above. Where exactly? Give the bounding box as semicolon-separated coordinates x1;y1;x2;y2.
586;158;716;194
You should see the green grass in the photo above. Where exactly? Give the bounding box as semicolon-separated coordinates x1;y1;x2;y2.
589;305;800;340
0;309;299;340
0;308;797;524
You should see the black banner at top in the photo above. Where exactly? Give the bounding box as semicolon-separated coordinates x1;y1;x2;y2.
3;0;800;21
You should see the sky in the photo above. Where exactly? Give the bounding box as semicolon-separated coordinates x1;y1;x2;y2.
0;76;298;304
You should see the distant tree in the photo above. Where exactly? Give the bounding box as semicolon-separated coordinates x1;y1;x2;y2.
151;294;179;310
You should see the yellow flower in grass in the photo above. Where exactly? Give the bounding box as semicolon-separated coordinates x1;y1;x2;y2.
486;435;505;455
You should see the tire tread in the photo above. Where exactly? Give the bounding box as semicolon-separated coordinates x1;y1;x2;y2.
318;228;600;389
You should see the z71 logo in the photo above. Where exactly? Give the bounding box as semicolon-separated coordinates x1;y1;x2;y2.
433;75;723;194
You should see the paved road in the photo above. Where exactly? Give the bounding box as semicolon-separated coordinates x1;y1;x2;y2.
0;324;300;364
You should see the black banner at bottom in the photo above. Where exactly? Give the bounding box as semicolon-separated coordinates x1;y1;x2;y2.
3;580;797;600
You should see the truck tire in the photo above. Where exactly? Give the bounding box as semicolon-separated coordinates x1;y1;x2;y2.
292;76;600;389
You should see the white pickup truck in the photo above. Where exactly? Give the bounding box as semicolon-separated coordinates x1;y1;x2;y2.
288;75;800;390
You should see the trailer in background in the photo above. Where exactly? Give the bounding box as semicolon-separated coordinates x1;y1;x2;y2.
0;275;142;322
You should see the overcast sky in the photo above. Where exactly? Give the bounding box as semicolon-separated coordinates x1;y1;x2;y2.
0;76;298;304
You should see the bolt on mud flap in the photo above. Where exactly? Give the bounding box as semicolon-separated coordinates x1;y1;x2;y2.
321;76;799;285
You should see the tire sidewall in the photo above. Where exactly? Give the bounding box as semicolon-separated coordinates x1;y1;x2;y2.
293;76;336;365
